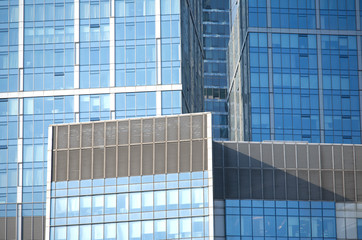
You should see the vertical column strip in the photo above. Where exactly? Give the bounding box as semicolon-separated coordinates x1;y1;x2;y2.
16;97;23;240
109;0;115;87
18;0;24;93
357;36;362;142
44;126;53;240
315;0;321;29
356;0;360;30
74;95;80;123
317;34;325;142
74;0;80;89
268;32;275;140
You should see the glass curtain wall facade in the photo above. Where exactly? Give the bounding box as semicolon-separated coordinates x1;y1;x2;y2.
228;0;362;143
0;0;203;239
203;0;229;140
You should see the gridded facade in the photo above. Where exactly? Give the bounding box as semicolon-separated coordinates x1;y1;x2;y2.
0;0;204;239
212;141;362;239
46;113;214;240
228;0;362;143
203;0;229;140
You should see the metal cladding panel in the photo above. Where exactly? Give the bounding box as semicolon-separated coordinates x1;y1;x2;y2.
142;144;153;175
357;171;362;201
81;124;92;148
180;141;191;172
106;122;116;146
356;146;362;170
130;145;141;176
33;216;43;240
105;147;116;178
213;141;362;203
167;142;178;173
192;115;203;139
81;149;92;180
69;125;80;148
93;148;104;179
142;119;153;143
180;116;190;140
22;217;32;240
57;125;68;149
192;140;203;172
69;150;80;180
130;120;141;144
56;150;67;182
0;218;4;240
118;121;129;145
155;118;165;142
225;168;238;198
118;146;128;177
93;123;104;146
155;143;165;174
167;117;178;141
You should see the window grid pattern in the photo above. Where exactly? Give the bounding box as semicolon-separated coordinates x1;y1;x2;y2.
225;200;337;239
271;0;316;29
272;33;320;142
23;0;74;91
23;96;74;205
248;0;267;27
79;0;110;89
0;0;18;92
320;0;356;30
50;171;210;240
161;90;181;115
115;92;156;119
203;1;229;140
321;35;361;143
249;33;270;141
115;0;157;87
80;94;110;122
0;99;18;206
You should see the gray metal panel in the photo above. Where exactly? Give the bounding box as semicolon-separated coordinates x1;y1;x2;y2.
33;216;43;240
285;145;296;169
6;217;16;240
357;171;362;201
118;146;128;177
81;124;92;147
250;143;261;168
239;169;250;199
333;145;342;169
94;123;104;146
334;171;344;202
0;218;4;240
93;148;104;179
225;168;238;198
309;170;321;200
320;145;332;169
130;145;141;176
180;116;190;140
155;143;165;174
69;150;80;180
180;141;191;172
155;118;165;142
262;143;272;168
192;140;203;171
106;122;116;146
238;142;249;168
105;147;116;178
296;145;307;168
321;171;334;201
81;149;92;179
142;119;153;143
274;170;286;200
130;120;141;144
22;217;32;240
251;169;262;199
118;121;129;145
298;170;309;200
343;146;354;170
224;142;238;167
273;144;284;168
263;169;274;199
344;171;355;202
286;170;297;200
167;142;178;173
69;125;80;148
52;151;56;181
57;125;68;149
192;115;203;139
56;150;67;182
213;168;224;199
213;142;223;168
308;145;320;169
356;146;362;170
167;117;178;141
204;139;208;170
142;144;153;175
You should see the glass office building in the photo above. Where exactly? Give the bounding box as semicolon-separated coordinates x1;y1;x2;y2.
228;0;362;143
203;0;229;140
0;0;203;238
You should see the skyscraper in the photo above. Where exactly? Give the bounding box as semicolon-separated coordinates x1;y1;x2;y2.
203;0;229;140
228;0;362;143
0;0;203;238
